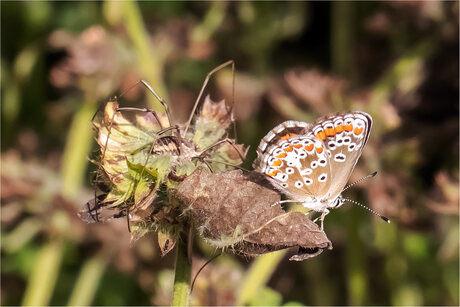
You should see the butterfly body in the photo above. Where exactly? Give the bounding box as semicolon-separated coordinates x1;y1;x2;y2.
254;111;372;228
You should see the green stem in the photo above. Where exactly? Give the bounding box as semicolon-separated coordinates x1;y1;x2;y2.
104;0;169;110
236;250;286;305
345;209;367;305
1;217;42;253
172;232;191;306
22;239;64;306
67;255;108;306
331;1;354;77
61;102;97;198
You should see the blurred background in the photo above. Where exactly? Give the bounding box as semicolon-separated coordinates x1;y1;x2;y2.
1;1;458;306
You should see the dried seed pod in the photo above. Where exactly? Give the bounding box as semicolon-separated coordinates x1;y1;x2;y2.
178;168;332;261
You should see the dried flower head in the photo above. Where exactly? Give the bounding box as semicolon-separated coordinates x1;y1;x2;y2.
80;93;246;255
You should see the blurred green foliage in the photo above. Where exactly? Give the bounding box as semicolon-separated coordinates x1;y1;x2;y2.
1;1;458;306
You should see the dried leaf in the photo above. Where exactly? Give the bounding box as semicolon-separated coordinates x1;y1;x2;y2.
157;228;177;257
177;168;332;260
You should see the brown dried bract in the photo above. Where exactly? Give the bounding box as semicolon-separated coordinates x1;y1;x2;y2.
200;95;232;126
177;168;332;261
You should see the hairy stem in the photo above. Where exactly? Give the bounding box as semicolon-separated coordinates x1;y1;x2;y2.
172;230;191;306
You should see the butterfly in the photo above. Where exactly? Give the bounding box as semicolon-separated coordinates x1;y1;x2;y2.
253;111;373;229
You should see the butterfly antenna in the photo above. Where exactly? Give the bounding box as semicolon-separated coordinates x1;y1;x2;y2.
343;198;390;223
190;253;222;295
342;171;377;192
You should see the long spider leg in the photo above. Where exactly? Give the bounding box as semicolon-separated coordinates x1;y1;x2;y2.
157;125;181;136
202;158;249;172
183;60;235;138
140;80;173;130
198;137;245;163
115;107;164;130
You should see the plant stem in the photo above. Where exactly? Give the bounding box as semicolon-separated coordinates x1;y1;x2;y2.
236;250;286;305
103;0;169;110
67;255;108;306
331;1;354;78
61;102;97;199
172;231;191;306
22;239;64;306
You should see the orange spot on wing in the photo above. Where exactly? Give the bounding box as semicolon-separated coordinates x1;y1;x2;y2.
280;134;290;140
335;125;344;133
315;131;326;140
284;146;294;152
354;127;363;135
272;159;282;166
325;128;335;137
293;144;302;148
281;133;297;140
277;152;287;158
316;147;323;154
305;144;314;151
266;170;280;177
344;124;353;131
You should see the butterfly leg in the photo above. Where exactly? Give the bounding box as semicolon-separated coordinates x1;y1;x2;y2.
312;209;330;230
271;200;304;207
319;209;330;230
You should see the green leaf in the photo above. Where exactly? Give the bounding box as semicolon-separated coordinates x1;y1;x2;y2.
249;287;283;306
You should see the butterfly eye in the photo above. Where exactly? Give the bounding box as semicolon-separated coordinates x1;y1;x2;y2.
318;159;327;166
348;143;356;151
285;167;295;174
311;161;318;169
343;137;351;145
298;152;307;158
333;198;344;208
294;181;303;188
281;183;289;188
291;139;300;145
273;148;283;156
280;174;288;181
304;178;313;185
287;161;295;166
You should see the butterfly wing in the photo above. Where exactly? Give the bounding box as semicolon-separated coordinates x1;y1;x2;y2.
257;135;333;203
307;111;372;201
254;121;335;204
254;112;372;205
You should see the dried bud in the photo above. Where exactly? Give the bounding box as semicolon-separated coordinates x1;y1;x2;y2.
192;95;233;149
